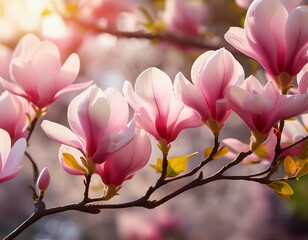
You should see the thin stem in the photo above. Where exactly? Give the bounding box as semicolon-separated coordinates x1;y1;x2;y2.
25;151;39;199
82;174;93;203
166;135;220;183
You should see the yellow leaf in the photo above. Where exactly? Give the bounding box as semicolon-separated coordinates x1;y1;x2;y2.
296;159;308;179
268;181;294;200
213;146;229;159
204;148;213;158
62;152;87;175
204;147;229;159
254;145;269;158
284;156;296;180
150;158;163;173
150;152;198;177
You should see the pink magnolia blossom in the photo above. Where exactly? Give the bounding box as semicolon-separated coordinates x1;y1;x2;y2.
225;0;307;84
226;76;308;135
0;91;34;141
0;34;92;109
223;117;306;163
41;85;135;164
123;67;202;144
96;128;151;186
174;48;244;134
37;167;50;192
297;64;308;94
0;129;26;184
163;0;207;36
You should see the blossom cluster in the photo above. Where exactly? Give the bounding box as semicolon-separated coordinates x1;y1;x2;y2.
0;0;307;210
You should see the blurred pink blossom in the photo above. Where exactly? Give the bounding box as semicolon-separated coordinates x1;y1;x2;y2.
226;76;308;135
116;209;182;240
163;0;207;36
174;48;244;134
0;91;34;141
37;167;50;192
0;34;92;109
123;67;202;144
0;129;26;184
42;85;135;164
225;0;307;83
79;0;133;28
96;128;151;186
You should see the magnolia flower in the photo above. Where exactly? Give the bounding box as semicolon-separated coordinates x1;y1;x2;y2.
123;67;202;144
0;91;33;141
0;129;26;183
0;34;92;109
174;48;244;135
163;0;207;36
226;76;308;136
225;0;307;87
96;128;151;186
223;117;306;163
42;85;135;164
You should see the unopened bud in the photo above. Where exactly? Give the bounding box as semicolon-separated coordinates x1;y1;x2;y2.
37;167;50;193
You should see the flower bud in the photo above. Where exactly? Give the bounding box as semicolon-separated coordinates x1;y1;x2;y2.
37;167;50;193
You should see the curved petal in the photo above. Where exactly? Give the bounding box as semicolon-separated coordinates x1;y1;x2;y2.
41;120;84;151
1;138;26;177
174;72;211;121
105;88;129;132
0;76;27;98
0;129;11;167
224;27;257;59
134;67;173;118
284;6;308;75
53;81;93;101
191;50;214;84
60;53;80;84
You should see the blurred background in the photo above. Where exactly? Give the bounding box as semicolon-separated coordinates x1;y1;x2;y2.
0;0;307;239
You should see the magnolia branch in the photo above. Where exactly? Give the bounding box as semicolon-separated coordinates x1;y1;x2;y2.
4;140;277;240
73;19;223;51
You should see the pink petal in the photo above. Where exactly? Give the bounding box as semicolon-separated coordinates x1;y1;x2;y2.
224;27;256;60
41;120;84;151
285;6;308;75
174;72;211;121
0;129;11;164
105;88;129;133
134;67;173;118
191;51;214;84
53;81;93;101
1;138;26;178
0;76;27;98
